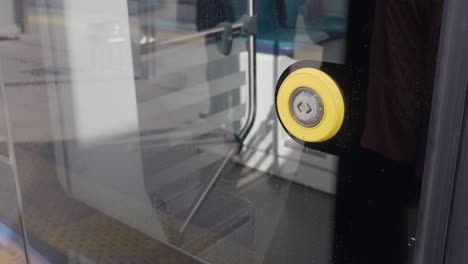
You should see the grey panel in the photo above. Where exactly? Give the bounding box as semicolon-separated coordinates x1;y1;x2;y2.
445;86;468;263
414;0;468;263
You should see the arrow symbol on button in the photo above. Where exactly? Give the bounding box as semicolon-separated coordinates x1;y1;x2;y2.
297;102;312;114
305;104;312;114
297;102;304;113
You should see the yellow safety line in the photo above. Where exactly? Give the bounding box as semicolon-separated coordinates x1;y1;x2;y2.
28;15;66;26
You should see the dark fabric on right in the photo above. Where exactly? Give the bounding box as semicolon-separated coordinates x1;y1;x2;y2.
361;0;444;164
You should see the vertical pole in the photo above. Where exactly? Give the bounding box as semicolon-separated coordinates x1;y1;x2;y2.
239;0;257;140
0;63;31;263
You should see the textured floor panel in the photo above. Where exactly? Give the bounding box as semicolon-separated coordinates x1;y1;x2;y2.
14;144;201;264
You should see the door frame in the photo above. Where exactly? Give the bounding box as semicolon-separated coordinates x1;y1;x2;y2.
414;0;468;263
443;82;468;264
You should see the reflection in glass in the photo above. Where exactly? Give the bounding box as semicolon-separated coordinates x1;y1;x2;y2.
0;0;446;264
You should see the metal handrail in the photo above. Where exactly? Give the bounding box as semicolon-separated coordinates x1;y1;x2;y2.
159;22;244;47
178;0;257;234
238;0;257;141
140;22;244;55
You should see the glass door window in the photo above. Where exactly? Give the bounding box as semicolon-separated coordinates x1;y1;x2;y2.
0;0;453;263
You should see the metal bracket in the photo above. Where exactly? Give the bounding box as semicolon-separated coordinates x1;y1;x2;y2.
216;22;233;56
216;14;257;56
238;14;257;35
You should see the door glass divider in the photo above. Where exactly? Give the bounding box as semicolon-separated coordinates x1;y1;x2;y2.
0;62;31;264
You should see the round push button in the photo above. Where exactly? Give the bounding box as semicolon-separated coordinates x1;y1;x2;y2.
290;87;324;127
275;67;345;143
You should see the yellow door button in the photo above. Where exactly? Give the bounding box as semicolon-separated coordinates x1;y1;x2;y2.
276;67;345;143
290;87;324;127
